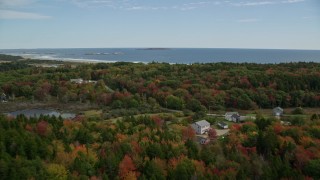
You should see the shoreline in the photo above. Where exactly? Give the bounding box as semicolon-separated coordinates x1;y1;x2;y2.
20;55;119;64
0;52;128;64
19;54;152;64
17;56;320;65
1;52;320;65
15;54;166;65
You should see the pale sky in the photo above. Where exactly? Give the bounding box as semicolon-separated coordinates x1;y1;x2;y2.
0;0;320;49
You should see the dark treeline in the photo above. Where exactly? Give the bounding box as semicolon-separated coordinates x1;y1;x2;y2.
0;54;23;61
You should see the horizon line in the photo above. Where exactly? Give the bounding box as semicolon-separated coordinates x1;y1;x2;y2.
1;47;320;51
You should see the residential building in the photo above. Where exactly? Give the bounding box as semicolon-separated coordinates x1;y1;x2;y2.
231;114;240;122
191;120;210;134
225;112;239;121
70;78;84;84
70;79;97;84
273;107;284;116
231;114;247;123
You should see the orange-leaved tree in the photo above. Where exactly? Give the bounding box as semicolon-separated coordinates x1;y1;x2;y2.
119;154;139;179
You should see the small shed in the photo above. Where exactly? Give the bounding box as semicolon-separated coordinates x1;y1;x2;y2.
218;121;228;129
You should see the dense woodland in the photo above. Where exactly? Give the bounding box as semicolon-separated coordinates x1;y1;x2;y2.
0;55;320;179
1;111;320;179
1;56;320;112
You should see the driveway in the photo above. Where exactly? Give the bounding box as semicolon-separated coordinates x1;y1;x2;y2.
216;129;230;136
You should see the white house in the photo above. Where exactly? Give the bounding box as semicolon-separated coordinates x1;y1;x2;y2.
70;78;84;84
191;120;210;134
225;112;239;121
218;121;228;129
70;79;97;84
273;107;284;116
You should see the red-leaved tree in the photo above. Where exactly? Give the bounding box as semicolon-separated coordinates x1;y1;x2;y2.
182;126;195;140
151;115;164;128
36;120;48;136
118;155;139;179
208;128;217;140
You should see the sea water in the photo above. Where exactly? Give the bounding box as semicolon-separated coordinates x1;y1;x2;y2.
1;48;320;64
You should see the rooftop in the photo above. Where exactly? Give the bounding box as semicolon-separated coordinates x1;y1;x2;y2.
218;121;228;126
225;112;239;116
273;107;283;111
195;120;210;127
231;114;240;117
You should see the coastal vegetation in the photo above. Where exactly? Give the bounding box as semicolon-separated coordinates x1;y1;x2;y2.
0;55;320;179
1;55;320;112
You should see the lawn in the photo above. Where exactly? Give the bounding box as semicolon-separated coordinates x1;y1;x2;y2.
84;110;103;118
104;112;178;123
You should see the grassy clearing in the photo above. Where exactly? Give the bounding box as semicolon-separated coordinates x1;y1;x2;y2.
83;110;103;118
104;112;176;123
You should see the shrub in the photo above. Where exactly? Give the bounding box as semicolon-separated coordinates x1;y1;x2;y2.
291;107;304;115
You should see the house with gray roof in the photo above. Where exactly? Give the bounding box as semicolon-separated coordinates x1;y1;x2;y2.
231;114;247;123
225;112;239;121
191;120;210;134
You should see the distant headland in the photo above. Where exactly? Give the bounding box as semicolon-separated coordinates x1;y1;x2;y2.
136;48;171;50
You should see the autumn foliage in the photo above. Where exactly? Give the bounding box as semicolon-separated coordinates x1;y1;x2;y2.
36;120;48;136
1;57;320;179
208;128;217;140
182;126;196;140
118;155;139;179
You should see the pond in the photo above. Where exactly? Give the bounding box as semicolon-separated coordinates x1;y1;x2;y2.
6;109;76;119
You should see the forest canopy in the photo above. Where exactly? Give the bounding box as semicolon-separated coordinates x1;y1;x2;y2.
1;56;320;111
1;55;320;179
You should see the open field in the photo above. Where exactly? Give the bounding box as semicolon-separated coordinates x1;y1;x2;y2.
104;112;178;123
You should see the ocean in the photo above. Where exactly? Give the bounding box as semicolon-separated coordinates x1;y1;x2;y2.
1;48;320;64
